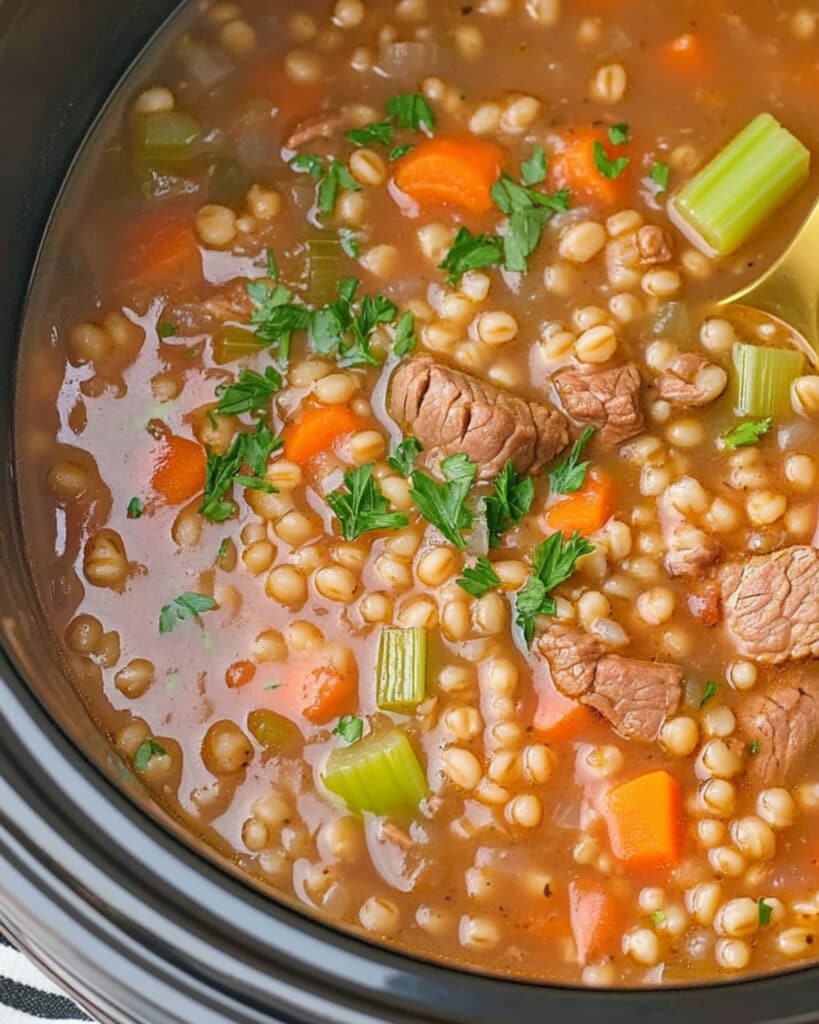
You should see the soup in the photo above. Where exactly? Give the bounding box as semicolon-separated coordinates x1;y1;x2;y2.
16;0;819;988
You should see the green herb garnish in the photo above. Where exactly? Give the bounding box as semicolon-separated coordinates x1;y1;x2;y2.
158;321;176;338
457;557;502;598
491;174;570;273
290;153;324;179
215;366;282;416
393;310;417;357
127;496;143;519
346;119;393;147
651;909;667;927
520;145;547;186
410;453;477;549
722;417;772;451
593;140;630;180
134;738;167;772
749;739;760;756
438;226;503;285
333;715;364;743
200;421;281;522
159;592;217;635
484;460;535;548
700;681;718;708
758;899;772;926
516;531;595;647
217;538;230;561
386;92;436;133
318;158;361;216
650;162;671;193
388;437;423;477
389;143;413;160
266;247;278;280
328;463;410;540
339;228;360;258
549;427;596;495
608;123;630;145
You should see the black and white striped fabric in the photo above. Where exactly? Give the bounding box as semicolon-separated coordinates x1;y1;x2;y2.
0;934;90;1022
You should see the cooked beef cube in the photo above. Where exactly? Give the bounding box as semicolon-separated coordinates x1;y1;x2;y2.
285;110;349;149
536;627;682;742
555;363;645;445
738;684;819;786
664;522;722;578
687;581;721;626
720;545;819;664
636;225;673;266
655;353;727;408
388;357;569;481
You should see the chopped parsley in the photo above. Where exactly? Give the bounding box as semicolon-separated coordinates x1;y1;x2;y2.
608;122;630;145
749;739;761;756
457;556;502;598
346;119;393;147
246;280;309;364
216;537;230;561
263;681;283;691
593;140;630;180
650;161;671;193
393;310;417;357
515;531;595;647
389;143;413;160
266;247;278;280
386;92;436;133
333;715;364;743
758;898;772;926
722;417;772;451
200;420;281;522
159;592;217;635
651;909;667;928
158;321;176;338
491;174;570;273
339;228;360;258
126;496;143;519
134;738;167;772
410;453;477;549
484;460;535;548
438;227;503;285
290;154;361;216
388;437;423;477
700;680;718;708
520;145;547;187
327;462;410;540
289;153;323;179
215;366;282;416
549;427;596;495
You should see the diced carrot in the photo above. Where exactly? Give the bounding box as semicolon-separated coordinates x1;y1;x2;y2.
660;33;707;75
394;138;504;213
275;658;359;725
546;469;615;535
225;660;256;689
569;879;619;964
549;126;632;207
151;434;207;505
534;682;595;742
283;404;364;466
123;205;201;284
605;770;684;869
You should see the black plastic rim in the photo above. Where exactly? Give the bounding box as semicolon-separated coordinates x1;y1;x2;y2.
1;2;819;1022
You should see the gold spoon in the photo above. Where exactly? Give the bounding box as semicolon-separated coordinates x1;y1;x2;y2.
719;196;819;364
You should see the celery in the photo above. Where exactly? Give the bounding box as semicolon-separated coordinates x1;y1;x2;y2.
323;728;427;815
212;324;266;364
732;342;804;418
247;709;301;752
307;235;343;307
376;627;427;712
133;111;201;166
672;113;810;255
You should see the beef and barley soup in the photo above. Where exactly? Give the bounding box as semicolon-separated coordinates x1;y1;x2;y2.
15;0;819;988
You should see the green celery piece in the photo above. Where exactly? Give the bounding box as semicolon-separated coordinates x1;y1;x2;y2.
212;324;267;364
323;728;427;815
376;627;427;712
307;235;344;307
732;342;804;417
134;111;201;165
247;709;302;752
672;113;810;255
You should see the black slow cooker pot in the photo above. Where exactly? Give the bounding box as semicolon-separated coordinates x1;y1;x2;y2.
1;3;818;1021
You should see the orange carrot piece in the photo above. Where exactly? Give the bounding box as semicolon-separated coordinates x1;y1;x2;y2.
546;469;615;535
225;660;256;689
569;879;619;964
549;126;632;207
275;659;359;725
151;434;207;505
606;770;684;869
283;404;364;466
534;683;595;742
123;206;201;283
394;138;504;213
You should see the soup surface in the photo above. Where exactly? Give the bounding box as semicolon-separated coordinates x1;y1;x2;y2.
16;0;819;987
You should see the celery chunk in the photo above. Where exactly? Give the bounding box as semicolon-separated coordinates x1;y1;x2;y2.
323;728;427;815
376;627;427;712
732;342;804;418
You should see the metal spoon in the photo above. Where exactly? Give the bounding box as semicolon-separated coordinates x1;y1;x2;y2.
719;196;819;363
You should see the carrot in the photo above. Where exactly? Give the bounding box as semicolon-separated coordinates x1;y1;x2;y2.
274;658;358;725
549;126;632;207
605;770;684;869
151;434;207;505
569;879;619;964
123;205;201;283
534;683;595;742
225;660;256;689
283;404;364;466
394;138;504;213
546;469;615;535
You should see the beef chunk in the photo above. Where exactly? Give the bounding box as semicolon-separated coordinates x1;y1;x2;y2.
687;581;721;626
536;626;682;742
388;357;569;481
656;353;727;408
555;363;645;445
720;546;819;664
636;225;673;266
285;110;349;149
738;684;819;786
664;523;722;578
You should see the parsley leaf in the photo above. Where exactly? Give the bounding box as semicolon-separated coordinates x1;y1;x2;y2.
608;122;630;145
758;899;772;926
410;453;477;549
593;140;630;180
722;417;772;451
159;592;217;635
651;909;667;928
263;681;282;691
520;145;547;186
650;161;671;193
200;421;281;522
492;174;570;273
333;715;364;743
393;310;417;357
290;153;324;179
215;366;282;416
346;119;393;147
457;557;502;598
217;537;230;561
266;247;278;280
340;291;397;367
386;92;436;133
127;496;143;519
247;281;309;364
389;143;413;160
484;460;535;548
328;462;410;540
388;437;423;477
549;426;596;495
158;321;176;337
318;158;361;216
339;228;360;258
515;531;595;647
438;226;503;285
749;739;760;756
700;680;718;708
134;738;167;772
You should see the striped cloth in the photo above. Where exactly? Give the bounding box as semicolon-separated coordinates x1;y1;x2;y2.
0;934;90;1022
